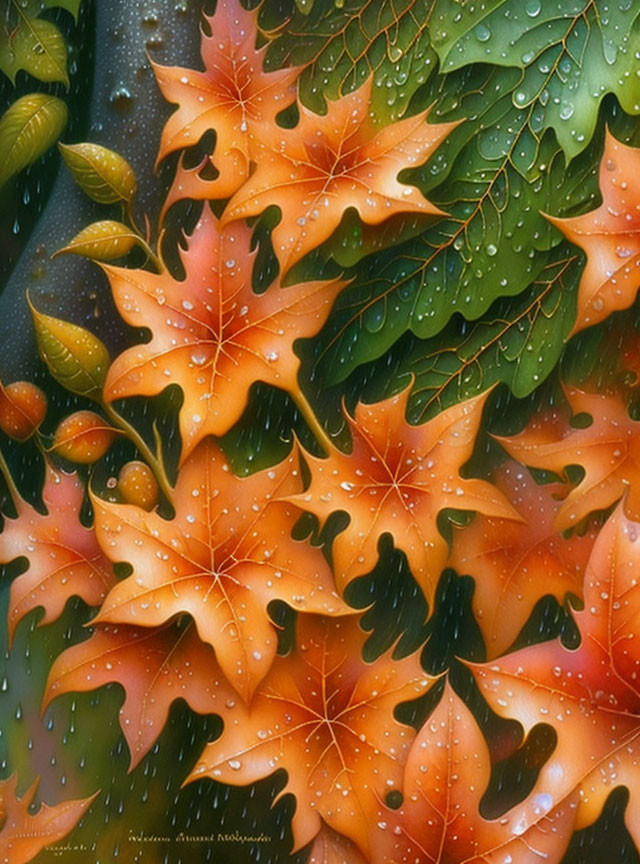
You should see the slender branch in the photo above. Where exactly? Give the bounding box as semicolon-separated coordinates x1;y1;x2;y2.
125;199;144;237
290;387;334;456
102;401;174;505
0;447;22;509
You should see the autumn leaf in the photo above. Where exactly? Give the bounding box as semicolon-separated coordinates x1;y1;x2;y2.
44;621;237;770
546;131;640;335
153;0;298;210
0;94;68;190
58;142;137;206
0;774;96;864
91;439;350;703
103;205;344;463
221;75;457;276
1;463;115;646
496;386;640;530
470;502;640;847
291;383;521;609
449;460;598;659
186;614;436;857
371;682;579;864
307;824;368;864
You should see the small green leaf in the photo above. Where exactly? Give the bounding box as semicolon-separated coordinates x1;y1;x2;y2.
59;142;137;205
0;16;69;86
53;220;140;262
44;0;83;19
294;0;314;13
29;299;111;401
0;93;67;188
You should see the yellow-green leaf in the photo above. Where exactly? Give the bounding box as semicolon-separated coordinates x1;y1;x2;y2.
0;94;67;188
29;299;111;401
0;17;69;86
59;142;137;205
294;0;314;14
53;221;140;262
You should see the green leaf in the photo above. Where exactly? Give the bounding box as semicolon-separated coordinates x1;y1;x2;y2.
404;251;581;421
59;142;137;205
44;0;82;18
263;0;438;124
0;15;69;86
430;0;640;159
0;93;67;188
324;249;581;421
310;65;600;381
29;300;111;402
53;220;141;262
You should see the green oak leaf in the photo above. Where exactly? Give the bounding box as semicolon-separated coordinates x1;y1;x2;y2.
263;0;438;124
0;93;67;188
321;249;581;421
309;65;599;381
430;0;640;159
404;250;581;421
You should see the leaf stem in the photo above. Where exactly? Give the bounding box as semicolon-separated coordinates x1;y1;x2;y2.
102;401;174;505
125;199;143;237
290;387;333;456
136;236;164;274
0;447;21;510
124;202;164;273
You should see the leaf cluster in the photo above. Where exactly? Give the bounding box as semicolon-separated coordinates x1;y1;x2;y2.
5;0;640;862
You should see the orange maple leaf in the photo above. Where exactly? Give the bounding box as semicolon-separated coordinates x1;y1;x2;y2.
470;502;640;847
102;205;344;463
545;130;640;335
186;614;436;857
449;460;598;658
91;439;350;703
371;682;579;864
0;774;97;864
307;825;368;864
290;384;520;609
496;387;640;529
1;463;115;647
221;76;456;276
43;621;236;770
153;0;298;211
